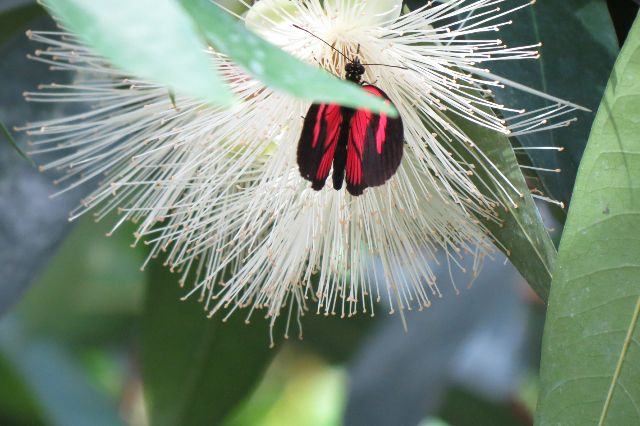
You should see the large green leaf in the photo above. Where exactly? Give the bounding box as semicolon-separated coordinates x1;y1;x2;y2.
179;0;396;116
489;0;618;206
42;0;234;106
42;0;395;115
453;116;557;301
536;14;640;425
141;262;278;426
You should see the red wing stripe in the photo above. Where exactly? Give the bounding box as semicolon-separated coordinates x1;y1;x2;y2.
324;107;341;149
298;102;344;190
315;105;342;181
376;108;388;154
317;144;334;180
346;110;369;185
312;103;326;148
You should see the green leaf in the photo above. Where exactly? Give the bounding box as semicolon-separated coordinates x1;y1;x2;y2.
536;14;640;425
42;0;234;106
438;386;525;426
179;0;397;117
0;3;43;46
488;0;619;206
0;352;45;425
141;261;278;426
453;115;557;301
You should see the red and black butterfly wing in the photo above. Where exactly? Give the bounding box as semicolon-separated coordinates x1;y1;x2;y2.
297;103;343;191
345;85;404;196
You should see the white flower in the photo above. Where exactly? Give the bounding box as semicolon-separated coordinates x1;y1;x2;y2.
22;0;578;340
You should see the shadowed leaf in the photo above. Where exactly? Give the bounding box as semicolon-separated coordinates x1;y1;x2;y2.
489;0;618;207
141;262;279;426
453;114;556;301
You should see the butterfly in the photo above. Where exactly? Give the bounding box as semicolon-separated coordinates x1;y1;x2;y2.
295;28;405;196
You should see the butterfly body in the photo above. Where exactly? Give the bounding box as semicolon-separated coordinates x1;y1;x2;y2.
297;58;404;196
330;106;353;191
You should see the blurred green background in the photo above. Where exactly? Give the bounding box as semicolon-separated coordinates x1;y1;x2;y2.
0;214;542;426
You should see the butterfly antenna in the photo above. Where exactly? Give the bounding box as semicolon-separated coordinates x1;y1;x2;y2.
360;63;408;70
293;24;351;61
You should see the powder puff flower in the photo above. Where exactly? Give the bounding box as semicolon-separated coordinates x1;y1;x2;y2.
22;0;579;336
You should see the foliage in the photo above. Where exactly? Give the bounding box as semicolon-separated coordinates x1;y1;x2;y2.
43;0;395;114
488;0;619;205
141;262;277;426
536;14;640;425
452;114;556;301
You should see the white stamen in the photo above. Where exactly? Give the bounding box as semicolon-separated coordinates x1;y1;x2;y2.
22;0;577;340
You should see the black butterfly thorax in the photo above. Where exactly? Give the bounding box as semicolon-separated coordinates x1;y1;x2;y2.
331;58;365;189
331;107;355;190
345;57;366;84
